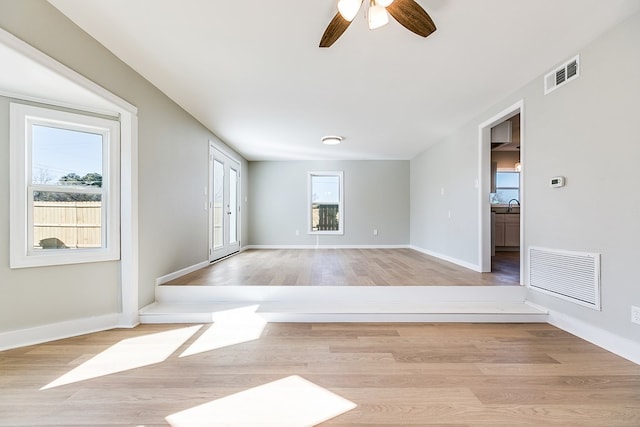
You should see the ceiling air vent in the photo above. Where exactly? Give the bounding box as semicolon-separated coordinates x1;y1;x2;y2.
544;55;580;95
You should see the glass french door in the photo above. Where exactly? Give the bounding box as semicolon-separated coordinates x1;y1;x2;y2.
209;145;241;262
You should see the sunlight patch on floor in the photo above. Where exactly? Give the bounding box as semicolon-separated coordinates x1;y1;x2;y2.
179;305;266;357
41;325;202;390
165;375;356;427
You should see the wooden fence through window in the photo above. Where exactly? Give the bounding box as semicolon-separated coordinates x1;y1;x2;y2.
312;203;339;231
33;201;102;249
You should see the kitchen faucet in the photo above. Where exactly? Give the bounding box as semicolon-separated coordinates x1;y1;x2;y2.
508;198;520;213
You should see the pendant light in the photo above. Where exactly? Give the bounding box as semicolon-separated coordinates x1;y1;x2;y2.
368;0;389;30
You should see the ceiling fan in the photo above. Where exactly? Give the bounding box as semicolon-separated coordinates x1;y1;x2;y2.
320;0;436;48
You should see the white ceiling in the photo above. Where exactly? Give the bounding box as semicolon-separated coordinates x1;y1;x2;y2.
48;0;640;161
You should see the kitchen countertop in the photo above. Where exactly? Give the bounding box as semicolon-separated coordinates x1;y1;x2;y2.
491;206;520;214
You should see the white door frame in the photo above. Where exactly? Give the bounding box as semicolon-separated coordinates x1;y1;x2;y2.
208;143;241;262
477;100;524;283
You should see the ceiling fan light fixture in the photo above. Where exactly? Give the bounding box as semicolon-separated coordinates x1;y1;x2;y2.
337;0;362;22
320;0;435;48
368;2;389;30
322;135;343;145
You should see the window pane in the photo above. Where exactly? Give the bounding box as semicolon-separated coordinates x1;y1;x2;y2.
229;168;238;244
496;172;519;188
213;159;224;249
33;191;102;249
311;175;340;232
492;189;519;205
32;125;103;187
311;175;340;203
312;203;340;231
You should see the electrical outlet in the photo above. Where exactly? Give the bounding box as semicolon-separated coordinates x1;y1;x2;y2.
373;229;378;236
632;306;640;325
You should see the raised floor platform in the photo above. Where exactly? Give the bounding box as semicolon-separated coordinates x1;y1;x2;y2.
140;285;548;323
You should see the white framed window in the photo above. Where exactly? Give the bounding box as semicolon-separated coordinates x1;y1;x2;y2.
308;171;344;235
10;103;120;268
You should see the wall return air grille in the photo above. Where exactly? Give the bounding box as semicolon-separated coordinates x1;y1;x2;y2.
544;55;580;94
529;247;600;310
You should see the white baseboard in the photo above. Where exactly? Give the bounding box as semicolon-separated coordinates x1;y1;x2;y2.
260;313;547;323
409;245;482;272
155;260;209;285
117;312;140;328
545;308;640;366
0;313;121;352
244;245;410;250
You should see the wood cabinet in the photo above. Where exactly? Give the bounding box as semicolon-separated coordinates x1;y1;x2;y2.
494;213;519;248
494;213;505;247
491;120;512;143
504;215;520;246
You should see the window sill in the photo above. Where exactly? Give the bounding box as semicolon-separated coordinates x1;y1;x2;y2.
10;248;120;269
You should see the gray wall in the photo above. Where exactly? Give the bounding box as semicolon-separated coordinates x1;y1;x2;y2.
410;11;640;342
248;160;409;246
523;11;639;342
0;95;120;332
410;130;479;265
0;0;248;332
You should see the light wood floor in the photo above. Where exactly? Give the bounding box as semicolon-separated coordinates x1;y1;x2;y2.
166;249;520;286
2;323;639;426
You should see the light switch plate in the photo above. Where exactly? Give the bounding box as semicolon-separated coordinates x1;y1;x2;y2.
551;176;565;187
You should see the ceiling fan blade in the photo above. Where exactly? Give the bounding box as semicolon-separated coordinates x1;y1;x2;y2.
319;12;352;47
387;0;436;38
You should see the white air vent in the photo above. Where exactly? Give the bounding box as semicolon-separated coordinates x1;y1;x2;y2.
529;246;600;310
544;55;580;94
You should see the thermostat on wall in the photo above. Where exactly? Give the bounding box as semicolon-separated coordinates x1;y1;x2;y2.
550;176;565;188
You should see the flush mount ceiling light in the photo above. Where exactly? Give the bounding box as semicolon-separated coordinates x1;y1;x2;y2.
322;135;343;145
320;0;436;47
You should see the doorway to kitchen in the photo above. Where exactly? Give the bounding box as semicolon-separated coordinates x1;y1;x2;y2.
478;101;524;283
